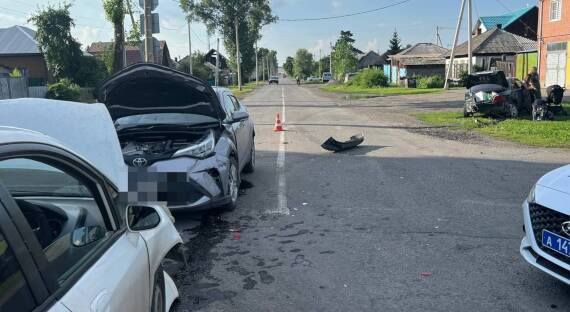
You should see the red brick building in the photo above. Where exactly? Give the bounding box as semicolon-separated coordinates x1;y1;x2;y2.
538;0;570;87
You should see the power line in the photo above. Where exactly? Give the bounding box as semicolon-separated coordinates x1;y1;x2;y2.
279;0;411;22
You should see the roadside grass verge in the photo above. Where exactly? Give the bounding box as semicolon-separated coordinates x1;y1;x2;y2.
229;81;266;99
321;85;443;96
414;104;570;148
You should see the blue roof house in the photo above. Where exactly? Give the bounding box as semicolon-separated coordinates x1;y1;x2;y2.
473;6;538;40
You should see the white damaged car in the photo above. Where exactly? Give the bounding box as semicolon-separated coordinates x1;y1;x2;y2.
520;164;570;284
0;98;184;312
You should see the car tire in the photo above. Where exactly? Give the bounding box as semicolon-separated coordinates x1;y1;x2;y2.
222;157;240;211
243;138;255;173
151;265;166;312
505;102;519;118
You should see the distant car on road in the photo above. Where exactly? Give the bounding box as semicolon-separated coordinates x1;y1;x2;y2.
99;64;256;212
463;70;531;118
0;99;184;312
322;72;332;82
520;164;570;285
269;76;279;84
306;76;321;82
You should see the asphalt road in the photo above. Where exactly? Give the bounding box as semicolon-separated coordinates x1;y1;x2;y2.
172;80;570;312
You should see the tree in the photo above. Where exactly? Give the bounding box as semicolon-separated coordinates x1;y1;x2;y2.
332;40;357;80
30;4;83;81
283;56;294;76
387;30;403;55
293;49;313;78
103;0;125;73
180;0;276;81
337;30;355;45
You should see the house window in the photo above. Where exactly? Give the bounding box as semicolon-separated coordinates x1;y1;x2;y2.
550;0;562;21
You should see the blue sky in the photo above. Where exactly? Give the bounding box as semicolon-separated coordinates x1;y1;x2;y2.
0;0;534;64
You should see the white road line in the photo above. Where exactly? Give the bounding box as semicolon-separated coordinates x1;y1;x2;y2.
272;86;289;215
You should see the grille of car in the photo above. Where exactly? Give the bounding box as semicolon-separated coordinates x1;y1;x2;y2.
529;203;570;264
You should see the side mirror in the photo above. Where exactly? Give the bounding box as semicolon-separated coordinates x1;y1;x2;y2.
72;225;106;247
231;111;249;122
126;205;161;231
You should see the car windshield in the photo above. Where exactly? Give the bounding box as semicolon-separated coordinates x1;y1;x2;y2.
115;113;219;129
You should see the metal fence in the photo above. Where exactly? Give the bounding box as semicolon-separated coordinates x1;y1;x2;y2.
0;77;29;99
28;86;48;98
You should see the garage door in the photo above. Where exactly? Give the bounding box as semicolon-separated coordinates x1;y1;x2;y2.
545;42;567;87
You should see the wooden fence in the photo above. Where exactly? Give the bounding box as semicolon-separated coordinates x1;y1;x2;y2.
0;77;47;99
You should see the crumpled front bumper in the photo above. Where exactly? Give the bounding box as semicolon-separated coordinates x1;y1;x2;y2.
127;154;231;211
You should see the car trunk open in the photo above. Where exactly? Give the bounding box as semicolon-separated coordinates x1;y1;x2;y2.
98;64;225;122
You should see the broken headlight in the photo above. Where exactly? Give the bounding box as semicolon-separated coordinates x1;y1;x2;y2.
173;129;215;158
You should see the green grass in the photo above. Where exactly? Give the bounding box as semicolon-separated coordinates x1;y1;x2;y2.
229;81;266;99
321;85;443;96
414;104;570;148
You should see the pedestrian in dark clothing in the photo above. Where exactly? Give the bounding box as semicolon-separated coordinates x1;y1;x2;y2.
525;67;541;102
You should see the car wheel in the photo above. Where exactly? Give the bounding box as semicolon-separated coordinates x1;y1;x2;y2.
243;138;255;173
222;157;240;211
506;102;519;118
151;265;166;312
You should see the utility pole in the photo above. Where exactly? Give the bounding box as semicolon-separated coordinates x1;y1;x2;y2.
187;17;193;75
144;0;154;62
255;43;258;85
234;17;242;91
467;0;473;74
444;0;467;89
319;48;322;78
267;57;270;79
216;38;220;86
262;51;265;81
436;26;443;46
330;42;334;78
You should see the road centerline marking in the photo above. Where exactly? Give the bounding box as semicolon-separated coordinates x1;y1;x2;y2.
273;86;289;215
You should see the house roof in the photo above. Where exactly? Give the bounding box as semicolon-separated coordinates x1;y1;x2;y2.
358;51;387;68
87;41;170;66
478;6;536;30
447;28;537;57
0;26;40;55
391;43;449;59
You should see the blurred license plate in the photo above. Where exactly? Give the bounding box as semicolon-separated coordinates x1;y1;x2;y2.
542;230;570;258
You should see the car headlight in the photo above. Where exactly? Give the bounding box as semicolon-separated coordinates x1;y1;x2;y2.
173;129;216;158
527;183;537;204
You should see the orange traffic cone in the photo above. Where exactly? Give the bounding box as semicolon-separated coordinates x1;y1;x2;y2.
273;113;284;132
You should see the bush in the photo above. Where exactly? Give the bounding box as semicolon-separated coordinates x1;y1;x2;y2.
46;78;81;101
352;69;388;88
416;76;444;89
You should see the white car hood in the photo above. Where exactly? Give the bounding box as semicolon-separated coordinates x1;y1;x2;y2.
537;164;570;196
0;98;127;191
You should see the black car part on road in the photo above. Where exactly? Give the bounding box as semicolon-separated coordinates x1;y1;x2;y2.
321;134;364;152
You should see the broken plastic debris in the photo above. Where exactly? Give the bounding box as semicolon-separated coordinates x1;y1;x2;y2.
321;134;364;152
302;203;308;206
420;272;432;277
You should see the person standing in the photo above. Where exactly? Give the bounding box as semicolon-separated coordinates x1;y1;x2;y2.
525;67;541;102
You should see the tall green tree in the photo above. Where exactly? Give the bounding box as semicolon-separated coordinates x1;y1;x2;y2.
30;4;83;81
283;56;294;76
180;0;276;79
332;40;357;80
177;51;212;81
387;30;403;55
103;0;125;73
293;49;313;78
30;4;108;87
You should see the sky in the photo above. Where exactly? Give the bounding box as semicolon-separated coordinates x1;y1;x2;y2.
0;0;535;64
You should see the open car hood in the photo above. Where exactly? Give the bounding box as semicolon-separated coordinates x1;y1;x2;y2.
0;99;127;191
98;64;225;121
466;71;509;89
